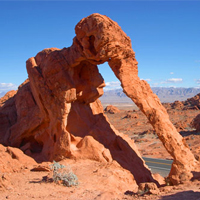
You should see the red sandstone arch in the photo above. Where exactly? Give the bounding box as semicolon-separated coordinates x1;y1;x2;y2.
74;13;197;184
0;13;197;185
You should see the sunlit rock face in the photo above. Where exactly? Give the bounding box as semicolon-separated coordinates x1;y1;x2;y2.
0;13;197;185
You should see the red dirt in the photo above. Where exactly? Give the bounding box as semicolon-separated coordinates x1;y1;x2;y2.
1;104;200;200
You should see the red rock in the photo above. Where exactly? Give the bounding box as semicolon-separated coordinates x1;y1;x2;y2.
191;114;200;132
171;101;184;110
104;105;120;114
0;90;17;107
174;121;188;132
124;112;138;119
138;182;160;195
153;173;166;186
0;13;197;185
186;93;200;109
74;135;113;162
170;93;200;110
0;144;36;173
31;165;50;172
0;173;10;191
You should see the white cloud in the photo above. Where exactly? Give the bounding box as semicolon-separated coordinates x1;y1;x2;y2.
104;81;121;91
196;79;200;84
0;83;18;92
151;82;159;87
153;78;183;87
141;78;151;82
170;72;174;75
166;78;183;83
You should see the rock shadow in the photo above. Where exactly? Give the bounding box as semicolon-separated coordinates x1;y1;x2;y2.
179;130;200;137
159;190;200;200
66;101;158;185
191;171;200;181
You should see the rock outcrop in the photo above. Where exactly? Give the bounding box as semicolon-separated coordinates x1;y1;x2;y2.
170;93;200;110
0;144;36;173
123;111;138;119
191;114;200;132
0;13;197;185
0;90;17;107
104;105;120;114
171;101;184;110
184;93;200;109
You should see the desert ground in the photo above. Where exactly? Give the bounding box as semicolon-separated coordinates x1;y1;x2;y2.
1;101;200;200
103;103;200;161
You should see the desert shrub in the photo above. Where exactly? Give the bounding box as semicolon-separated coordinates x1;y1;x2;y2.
165;177;172;186
137;188;149;195
50;161;78;187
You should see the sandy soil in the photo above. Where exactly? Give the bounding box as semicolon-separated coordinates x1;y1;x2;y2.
1;159;200;200
1;104;200;200
104;104;200;161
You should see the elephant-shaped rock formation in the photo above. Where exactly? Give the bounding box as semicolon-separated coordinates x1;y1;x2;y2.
0;13;197;185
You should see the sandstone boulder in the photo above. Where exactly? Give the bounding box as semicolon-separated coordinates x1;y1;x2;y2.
104;105;120;114
0;13;197;185
191;114;200;132
171;101;184;110
138;182;160;195
0;144;36;173
123;111;138;119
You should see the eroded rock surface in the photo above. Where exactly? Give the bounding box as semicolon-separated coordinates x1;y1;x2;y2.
0;144;36;173
191;114;200;132
104;105;120;114
169;93;200;110
0;13;197;185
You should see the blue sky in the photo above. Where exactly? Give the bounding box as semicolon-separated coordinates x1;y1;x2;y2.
0;1;200;93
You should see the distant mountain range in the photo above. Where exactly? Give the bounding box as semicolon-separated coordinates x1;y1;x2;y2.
100;87;200;104
1;87;200;104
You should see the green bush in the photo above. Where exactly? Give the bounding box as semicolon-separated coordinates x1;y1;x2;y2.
50;161;78;187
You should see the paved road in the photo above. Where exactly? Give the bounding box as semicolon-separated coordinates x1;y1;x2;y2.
143;157;173;177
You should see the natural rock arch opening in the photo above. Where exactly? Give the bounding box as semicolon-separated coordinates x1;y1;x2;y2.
0;13;197;185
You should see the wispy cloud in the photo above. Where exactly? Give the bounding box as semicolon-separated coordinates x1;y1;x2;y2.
165;78;183;83
0;83;18;92
104;81;121;91
170;72;174;75
141;78;151;82
151;82;159;87
151;78;183;87
196;79;200;84
195;60;200;63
